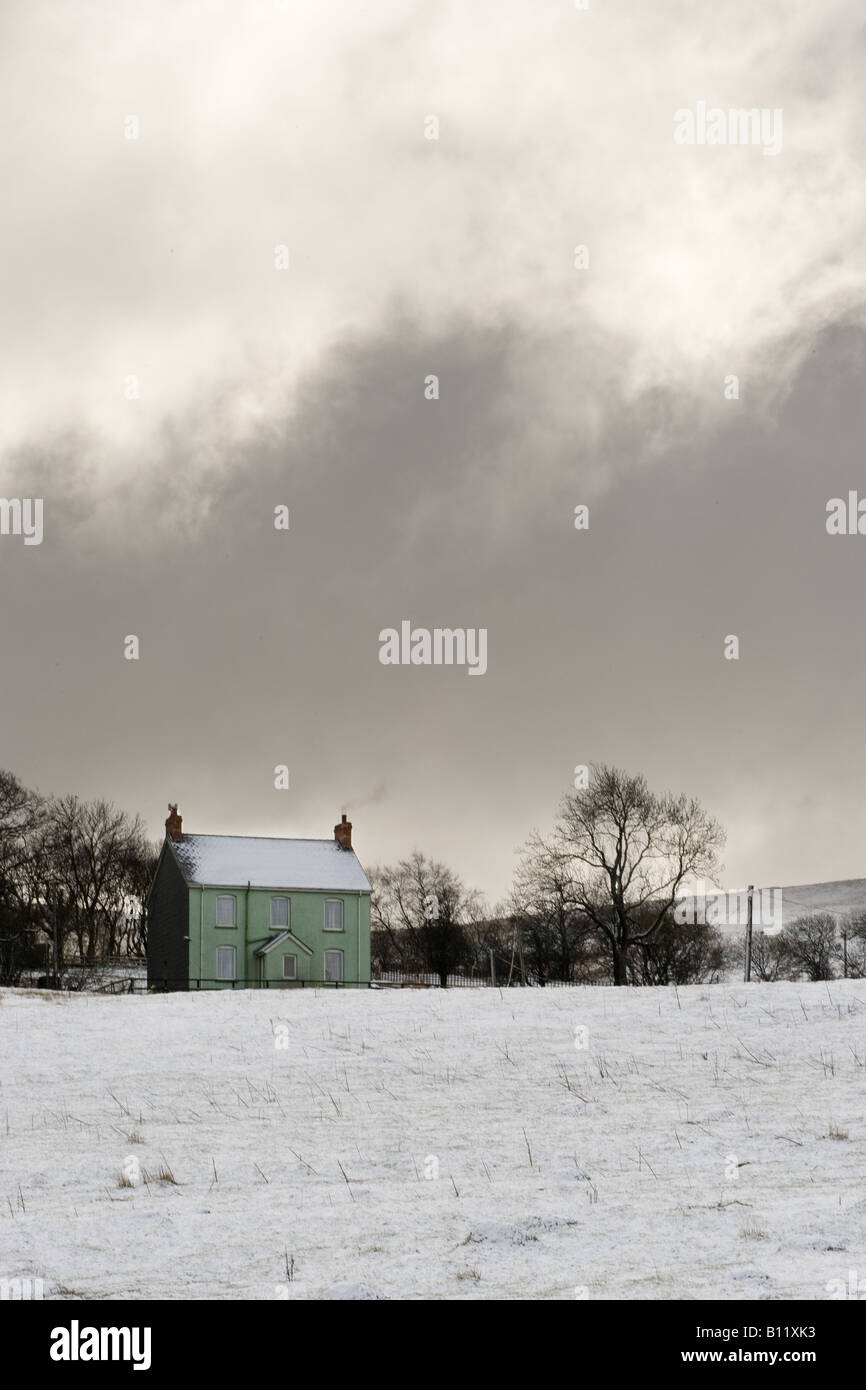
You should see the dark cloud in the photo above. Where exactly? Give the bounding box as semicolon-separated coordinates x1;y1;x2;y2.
1;316;863;900
1;0;863;900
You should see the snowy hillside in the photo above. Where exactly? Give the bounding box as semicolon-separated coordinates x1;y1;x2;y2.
679;878;866;935
774;879;866;922
1;984;864;1300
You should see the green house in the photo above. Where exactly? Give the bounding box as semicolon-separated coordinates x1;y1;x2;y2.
146;806;371;990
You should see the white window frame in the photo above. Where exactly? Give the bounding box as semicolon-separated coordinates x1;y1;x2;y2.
323;898;344;932
324;949;344;983
216;946;237;981
215;894;236;927
270;896;290;929
282;953;298;980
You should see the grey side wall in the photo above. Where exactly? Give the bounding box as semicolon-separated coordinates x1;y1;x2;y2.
146;844;190;991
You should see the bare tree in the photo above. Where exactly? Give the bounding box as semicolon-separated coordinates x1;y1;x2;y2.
0;771;158;984
369;851;482;986
0;771;47;985
841;912;866;979
554;764;725;985
630;909;733;986
780;913;840;982
511;834;597;983
369;864;415;971
749;928;794;982
118;839;160;956
39;796;151;963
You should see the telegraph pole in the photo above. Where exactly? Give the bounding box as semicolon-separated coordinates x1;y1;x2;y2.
744;884;754;983
51;883;61;988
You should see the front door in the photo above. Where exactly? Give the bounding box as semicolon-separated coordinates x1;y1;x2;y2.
324;949;343;984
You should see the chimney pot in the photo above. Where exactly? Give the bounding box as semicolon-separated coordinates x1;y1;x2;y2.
166;804;183;843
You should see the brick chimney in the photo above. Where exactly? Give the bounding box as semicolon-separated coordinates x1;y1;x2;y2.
334;813;352;851
166;804;183;843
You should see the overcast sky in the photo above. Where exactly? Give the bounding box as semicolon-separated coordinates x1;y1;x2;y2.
1;0;864;904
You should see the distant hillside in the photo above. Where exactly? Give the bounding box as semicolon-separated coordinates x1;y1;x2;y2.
677;878;866;935
770;878;866;922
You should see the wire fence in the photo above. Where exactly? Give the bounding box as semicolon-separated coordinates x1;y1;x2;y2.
372;970;608;988
375;970;487;988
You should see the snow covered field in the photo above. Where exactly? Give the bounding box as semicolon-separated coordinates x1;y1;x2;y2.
1;982;864;1300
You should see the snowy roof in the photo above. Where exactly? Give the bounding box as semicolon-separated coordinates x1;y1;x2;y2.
170;834;371;893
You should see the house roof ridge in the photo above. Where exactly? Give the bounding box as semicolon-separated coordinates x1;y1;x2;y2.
181;831;350;846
